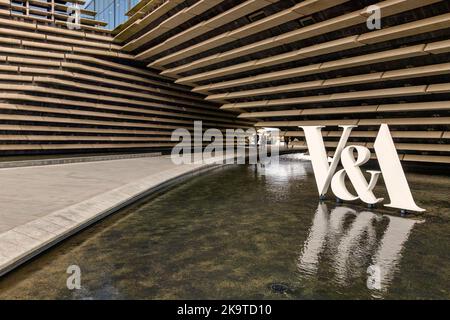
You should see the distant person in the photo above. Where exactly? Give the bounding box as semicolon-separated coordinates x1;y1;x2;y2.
283;136;289;148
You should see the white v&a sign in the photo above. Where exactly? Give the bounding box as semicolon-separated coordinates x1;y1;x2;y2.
300;124;425;212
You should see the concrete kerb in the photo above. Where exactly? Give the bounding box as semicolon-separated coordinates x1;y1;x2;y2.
0;152;163;169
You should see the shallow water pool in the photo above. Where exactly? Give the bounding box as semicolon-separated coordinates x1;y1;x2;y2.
0;160;449;299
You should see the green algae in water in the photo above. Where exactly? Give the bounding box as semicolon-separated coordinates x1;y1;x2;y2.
0;160;449;299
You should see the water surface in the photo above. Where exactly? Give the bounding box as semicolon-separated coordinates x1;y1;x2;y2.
0;159;449;299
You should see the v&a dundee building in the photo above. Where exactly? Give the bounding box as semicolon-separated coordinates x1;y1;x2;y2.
0;0;449;300
0;0;448;164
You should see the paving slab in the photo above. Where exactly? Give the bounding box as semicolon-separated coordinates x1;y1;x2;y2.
0;147;300;276
0;154;231;276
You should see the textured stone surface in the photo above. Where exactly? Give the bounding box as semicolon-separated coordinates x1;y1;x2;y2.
0;156;184;233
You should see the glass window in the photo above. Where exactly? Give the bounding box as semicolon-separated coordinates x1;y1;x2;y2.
84;0;140;29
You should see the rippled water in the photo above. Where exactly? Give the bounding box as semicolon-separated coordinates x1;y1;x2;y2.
0;159;449;299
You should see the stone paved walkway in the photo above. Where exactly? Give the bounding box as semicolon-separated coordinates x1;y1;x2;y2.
0;154;227;276
0;155;178;233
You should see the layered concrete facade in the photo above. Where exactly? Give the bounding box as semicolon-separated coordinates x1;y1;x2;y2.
116;0;450;165
0;0;449;164
0;0;253;155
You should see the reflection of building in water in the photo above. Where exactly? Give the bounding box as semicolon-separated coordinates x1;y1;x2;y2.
298;204;422;291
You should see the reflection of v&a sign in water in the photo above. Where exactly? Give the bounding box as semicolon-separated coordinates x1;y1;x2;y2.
298;204;423;291
300;124;425;212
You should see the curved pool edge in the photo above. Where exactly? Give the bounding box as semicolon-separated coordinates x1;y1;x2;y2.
0;161;226;277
